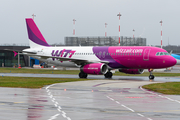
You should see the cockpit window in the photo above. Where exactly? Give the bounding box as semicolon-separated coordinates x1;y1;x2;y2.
156;52;170;56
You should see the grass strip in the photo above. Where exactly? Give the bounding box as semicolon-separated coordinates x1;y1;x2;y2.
142;82;180;95
0;76;91;88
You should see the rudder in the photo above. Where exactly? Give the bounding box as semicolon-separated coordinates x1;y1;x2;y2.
26;18;50;48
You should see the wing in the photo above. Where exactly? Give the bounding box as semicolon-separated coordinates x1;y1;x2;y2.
22;53;109;66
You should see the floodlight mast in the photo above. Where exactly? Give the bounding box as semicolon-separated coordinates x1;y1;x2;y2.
117;12;122;46
160;20;163;48
32;14;36;20
105;23;108;37
73;19;76;35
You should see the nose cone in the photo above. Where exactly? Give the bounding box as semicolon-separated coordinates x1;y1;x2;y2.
166;56;177;67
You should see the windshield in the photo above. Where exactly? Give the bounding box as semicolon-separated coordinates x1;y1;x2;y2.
156;52;170;56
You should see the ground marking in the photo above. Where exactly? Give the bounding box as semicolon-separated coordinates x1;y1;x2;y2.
140;86;180;104
46;84;71;120
106;95;152;120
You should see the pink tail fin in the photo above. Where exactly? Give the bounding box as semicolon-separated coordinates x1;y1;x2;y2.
26;18;50;47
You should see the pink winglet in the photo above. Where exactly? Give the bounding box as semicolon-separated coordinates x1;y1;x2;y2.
13;51;18;57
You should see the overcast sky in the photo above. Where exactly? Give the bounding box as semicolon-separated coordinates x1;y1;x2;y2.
0;0;179;46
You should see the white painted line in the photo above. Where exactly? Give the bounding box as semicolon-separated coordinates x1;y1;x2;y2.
46;84;71;120
158;95;164;97
57;108;61;112
106;95;153;120
140;86;180;104
48;113;60;120
110;98;114;101
137;113;144;117
116;101;120;104
62;111;66;115
62;113;67;118
121;104;135;112
147;118;153;120
54;104;58;107
50;95;53;98
174;100;180;103
67;117;71;120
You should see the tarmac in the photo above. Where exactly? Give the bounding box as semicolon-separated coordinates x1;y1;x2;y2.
0;66;180;120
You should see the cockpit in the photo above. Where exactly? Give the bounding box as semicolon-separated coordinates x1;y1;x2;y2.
156;52;170;56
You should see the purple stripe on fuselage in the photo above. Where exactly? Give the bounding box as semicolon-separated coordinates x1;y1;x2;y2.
93;46;126;68
26;22;50;47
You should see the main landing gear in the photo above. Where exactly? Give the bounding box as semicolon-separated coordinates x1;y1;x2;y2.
148;69;155;80
79;71;88;78
104;71;113;78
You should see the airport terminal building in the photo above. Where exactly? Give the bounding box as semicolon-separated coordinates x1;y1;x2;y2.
0;45;40;67
65;36;146;46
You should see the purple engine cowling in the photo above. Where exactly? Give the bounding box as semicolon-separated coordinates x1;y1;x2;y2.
81;63;108;75
119;68;144;74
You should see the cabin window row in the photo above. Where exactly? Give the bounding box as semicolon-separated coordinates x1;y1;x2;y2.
72;53;142;56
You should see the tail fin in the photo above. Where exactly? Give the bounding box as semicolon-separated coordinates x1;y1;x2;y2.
26;18;50;48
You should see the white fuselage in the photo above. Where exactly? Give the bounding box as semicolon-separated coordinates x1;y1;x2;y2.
24;46;99;68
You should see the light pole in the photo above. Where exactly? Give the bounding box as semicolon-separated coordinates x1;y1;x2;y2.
133;29;135;38
117;12;122;46
105;23;108;37
133;29;135;45
73;19;76;35
160;20;163;48
32;14;36;20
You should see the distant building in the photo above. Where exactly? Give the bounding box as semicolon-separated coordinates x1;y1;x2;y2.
0;46;29;67
65;36;146;46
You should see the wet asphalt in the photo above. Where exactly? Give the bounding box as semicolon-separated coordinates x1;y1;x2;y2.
0;71;180;120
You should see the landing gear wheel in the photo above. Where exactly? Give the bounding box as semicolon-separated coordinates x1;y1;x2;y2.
148;68;155;80
149;75;155;80
79;72;88;78
104;72;113;78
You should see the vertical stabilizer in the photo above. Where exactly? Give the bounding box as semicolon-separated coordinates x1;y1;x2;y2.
26;18;50;48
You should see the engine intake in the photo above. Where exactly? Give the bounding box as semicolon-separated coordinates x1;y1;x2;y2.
81;63;108;75
119;69;144;74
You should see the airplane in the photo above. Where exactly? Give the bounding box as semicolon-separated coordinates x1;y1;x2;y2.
9;18;177;80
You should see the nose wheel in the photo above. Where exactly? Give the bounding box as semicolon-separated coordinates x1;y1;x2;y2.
148;69;155;80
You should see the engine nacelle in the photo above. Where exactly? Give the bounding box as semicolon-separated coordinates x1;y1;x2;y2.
81;63;108;75
119;69;144;74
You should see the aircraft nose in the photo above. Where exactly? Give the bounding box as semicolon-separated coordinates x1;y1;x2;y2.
167;56;177;67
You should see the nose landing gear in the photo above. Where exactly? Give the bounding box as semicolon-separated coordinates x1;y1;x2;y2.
148;69;155;80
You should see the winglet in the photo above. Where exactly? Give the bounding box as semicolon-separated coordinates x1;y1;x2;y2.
26;18;50;47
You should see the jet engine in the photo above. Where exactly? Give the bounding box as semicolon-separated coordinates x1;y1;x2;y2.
80;63;108;75
119;68;144;74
